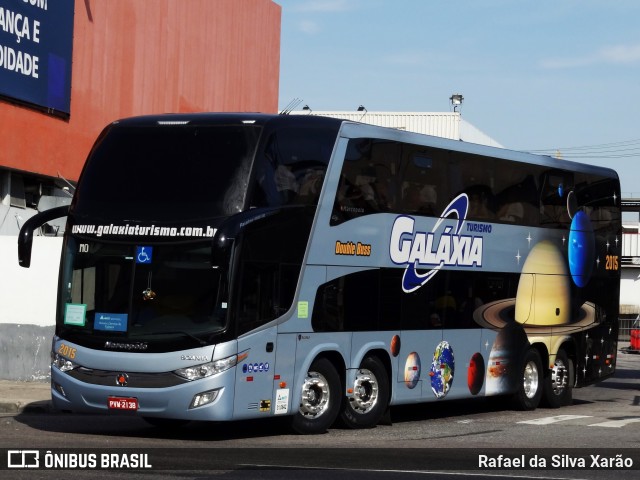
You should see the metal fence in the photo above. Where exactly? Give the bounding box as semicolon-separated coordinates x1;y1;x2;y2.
618;317;638;341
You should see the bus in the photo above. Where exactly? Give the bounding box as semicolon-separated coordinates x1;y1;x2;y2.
19;113;621;434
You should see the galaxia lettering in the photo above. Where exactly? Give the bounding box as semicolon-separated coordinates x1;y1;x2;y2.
389;193;483;293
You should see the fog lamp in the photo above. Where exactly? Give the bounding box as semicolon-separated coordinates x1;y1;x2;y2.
190;388;220;409
53;382;67;397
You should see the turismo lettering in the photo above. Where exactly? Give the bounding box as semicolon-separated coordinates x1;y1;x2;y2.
466;222;492;233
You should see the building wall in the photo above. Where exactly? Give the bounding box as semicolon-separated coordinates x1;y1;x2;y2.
0;0;281;180
620;268;640;315
0;236;60;381
0;0;281;381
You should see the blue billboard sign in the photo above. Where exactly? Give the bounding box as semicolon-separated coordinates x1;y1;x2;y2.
0;0;74;115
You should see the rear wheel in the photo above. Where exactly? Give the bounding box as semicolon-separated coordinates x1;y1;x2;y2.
340;356;389;429
512;348;543;410
291;357;341;434
541;349;573;408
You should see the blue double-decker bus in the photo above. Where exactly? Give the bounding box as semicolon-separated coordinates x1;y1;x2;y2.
20;113;621;433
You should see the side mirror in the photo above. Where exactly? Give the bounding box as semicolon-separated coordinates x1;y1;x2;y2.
18;205;70;268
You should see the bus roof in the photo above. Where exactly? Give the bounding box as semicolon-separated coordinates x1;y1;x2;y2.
108;112;619;181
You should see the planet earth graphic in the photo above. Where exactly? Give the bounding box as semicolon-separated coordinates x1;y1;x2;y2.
404;352;421;389
467;352;485;395
430;341;454;398
568;210;595;288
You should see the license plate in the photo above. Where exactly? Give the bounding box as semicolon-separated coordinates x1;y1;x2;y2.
108;396;139;411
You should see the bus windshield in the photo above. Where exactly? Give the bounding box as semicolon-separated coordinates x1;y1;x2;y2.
72;124;262;222
58;237;228;352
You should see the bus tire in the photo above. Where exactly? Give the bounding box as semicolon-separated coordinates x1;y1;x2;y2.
512;348;543;411
340;356;389;429
541;349;573;408
291;357;341;434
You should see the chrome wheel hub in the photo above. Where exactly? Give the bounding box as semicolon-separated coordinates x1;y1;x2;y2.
349;368;379;414
523;360;540;399
550;359;568;395
299;372;330;418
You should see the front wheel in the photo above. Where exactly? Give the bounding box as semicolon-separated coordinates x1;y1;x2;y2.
541;349;573;408
291;357;341;434
340;356;389;429
512;348;543;410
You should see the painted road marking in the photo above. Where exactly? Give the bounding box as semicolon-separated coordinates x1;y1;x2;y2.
517;415;592;425
587;418;640;428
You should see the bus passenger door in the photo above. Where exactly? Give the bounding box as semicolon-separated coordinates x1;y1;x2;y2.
233;326;277;420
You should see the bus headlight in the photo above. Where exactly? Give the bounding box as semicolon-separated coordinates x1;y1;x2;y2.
173;354;237;380
52;353;79;372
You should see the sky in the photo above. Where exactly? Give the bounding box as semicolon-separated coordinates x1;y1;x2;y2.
276;0;640;197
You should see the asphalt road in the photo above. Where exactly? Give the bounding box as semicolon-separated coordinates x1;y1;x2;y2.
1;350;638;479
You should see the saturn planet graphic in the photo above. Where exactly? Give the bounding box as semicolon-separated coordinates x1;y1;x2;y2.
474;239;598;360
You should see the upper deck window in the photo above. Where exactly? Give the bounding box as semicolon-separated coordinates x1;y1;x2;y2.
248;126;338;209
73;124;262;222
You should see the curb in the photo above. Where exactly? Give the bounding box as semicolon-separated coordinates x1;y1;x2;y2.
0;400;52;414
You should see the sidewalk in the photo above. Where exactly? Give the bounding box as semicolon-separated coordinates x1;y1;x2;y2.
0;379;51;414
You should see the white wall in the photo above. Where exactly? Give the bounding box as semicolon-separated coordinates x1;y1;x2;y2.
0;236;62;326
620;268;640;314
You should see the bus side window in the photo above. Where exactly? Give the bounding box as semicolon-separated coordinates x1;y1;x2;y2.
250;127;335;209
331;139;400;225
466;185;496;220
539;170;573;227
312;270;380;332
236;262;277;334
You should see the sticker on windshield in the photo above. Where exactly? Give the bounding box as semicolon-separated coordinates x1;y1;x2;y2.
94;313;128;332
136;246;153;264
64;303;87;326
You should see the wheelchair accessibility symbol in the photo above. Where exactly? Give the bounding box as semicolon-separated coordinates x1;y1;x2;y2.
136;246;153;264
